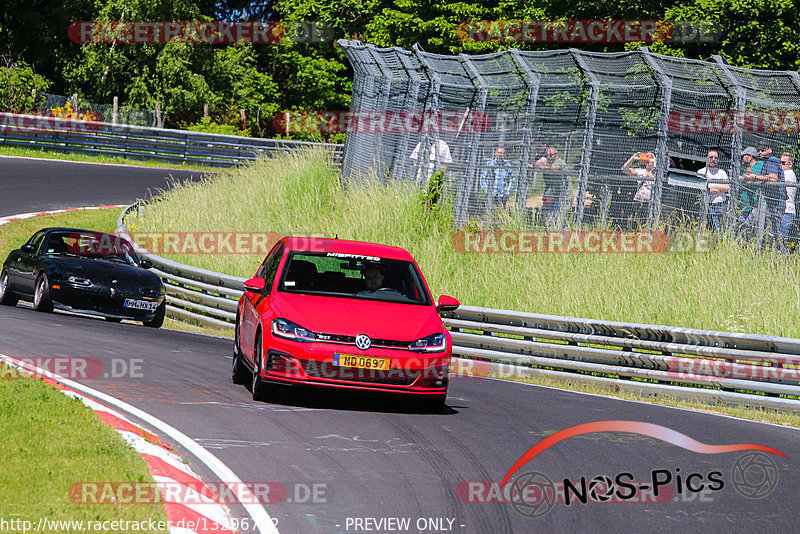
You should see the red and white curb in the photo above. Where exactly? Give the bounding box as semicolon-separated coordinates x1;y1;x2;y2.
0;354;278;534
0;205;127;228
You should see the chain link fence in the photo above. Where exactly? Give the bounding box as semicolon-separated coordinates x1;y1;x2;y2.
39;93;163;127
339;41;800;248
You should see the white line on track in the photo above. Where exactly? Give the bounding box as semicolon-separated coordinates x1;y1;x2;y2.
0;352;280;534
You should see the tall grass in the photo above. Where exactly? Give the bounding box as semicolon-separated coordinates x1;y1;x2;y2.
135;149;800;338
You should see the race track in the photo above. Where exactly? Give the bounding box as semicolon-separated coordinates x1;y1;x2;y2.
1;158;797;534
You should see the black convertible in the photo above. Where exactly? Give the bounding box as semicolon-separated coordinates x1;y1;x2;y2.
0;227;166;327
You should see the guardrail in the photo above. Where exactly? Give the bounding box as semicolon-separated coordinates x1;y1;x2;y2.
117;203;800;412
0;112;343;168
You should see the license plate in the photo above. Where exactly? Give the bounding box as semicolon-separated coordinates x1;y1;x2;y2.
124;299;158;312
333;353;390;371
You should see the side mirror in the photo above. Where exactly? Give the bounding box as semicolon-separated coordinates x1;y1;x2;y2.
139;258;153;269
437;295;460;313
21;244;35;254
243;277;267;293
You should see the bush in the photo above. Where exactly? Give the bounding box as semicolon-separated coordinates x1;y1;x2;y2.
0;57;51;113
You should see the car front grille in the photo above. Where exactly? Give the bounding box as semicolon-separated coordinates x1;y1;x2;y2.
315;333;411;350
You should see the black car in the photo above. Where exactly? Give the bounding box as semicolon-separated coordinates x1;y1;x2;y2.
0;227;166;327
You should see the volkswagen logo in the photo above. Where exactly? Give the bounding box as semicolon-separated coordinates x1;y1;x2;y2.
355;334;372;350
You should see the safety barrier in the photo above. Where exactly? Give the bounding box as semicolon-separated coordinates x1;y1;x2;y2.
0;112;343;168
117;203;800;411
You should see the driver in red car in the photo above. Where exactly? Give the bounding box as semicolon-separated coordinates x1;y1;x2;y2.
359;264;384;294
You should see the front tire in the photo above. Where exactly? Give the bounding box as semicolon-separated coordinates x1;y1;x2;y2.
251;334;269;401
143;301;165;328
33;274;53;312
232;318;249;385
0;269;18;306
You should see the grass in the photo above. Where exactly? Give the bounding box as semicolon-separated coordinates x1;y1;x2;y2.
0;364;168;533
0;144;218;172
132;148;800;338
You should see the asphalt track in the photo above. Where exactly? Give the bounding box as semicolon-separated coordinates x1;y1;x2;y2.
0;156;206;217
1;158;799;534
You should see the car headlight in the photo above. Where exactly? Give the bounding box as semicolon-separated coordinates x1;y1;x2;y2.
68;276;93;287
272;318;316;342
409;333;447;352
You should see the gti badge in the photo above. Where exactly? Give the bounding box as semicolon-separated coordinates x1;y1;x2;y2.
355;334;372;350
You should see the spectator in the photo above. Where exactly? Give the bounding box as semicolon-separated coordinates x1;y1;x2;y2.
780;152;796;253
737;146;761;234
532;146;569;225
754;143;786;251
480;146;514;209
409;138;453;186
697;150;729;231
621;152;656;222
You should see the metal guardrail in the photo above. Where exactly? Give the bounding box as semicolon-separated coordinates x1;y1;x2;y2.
117;203;800;411
0;112;343;168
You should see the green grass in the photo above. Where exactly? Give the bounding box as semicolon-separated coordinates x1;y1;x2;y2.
0;364;168;533
0;144;218;172
132;149;800;338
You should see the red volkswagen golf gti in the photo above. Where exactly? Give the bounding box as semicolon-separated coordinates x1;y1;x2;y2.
233;237;459;412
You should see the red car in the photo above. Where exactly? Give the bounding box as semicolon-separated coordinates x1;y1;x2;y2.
232;237;460;412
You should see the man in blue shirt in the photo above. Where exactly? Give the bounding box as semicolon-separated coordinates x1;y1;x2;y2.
480;146;514;209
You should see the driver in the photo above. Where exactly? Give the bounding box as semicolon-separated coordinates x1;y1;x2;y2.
359;264;385;294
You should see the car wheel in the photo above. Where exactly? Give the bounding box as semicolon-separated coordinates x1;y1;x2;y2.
33;274;53;312
417;395;446;414
251;334;269;401
142;301;165;328
0;269;18;306
232;318;249;385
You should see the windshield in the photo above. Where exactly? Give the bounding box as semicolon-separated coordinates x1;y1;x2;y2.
44;231;139;266
278;252;430;305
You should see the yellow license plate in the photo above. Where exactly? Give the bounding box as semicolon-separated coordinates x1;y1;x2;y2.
333;353;390;371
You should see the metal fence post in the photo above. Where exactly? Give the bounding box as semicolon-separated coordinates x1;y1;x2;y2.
570;50;601;227
509;49;541;222
639;48;673;228
712;55;746;235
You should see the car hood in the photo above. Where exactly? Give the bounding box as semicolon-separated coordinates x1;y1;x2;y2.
47;257;160;287
270;292;443;341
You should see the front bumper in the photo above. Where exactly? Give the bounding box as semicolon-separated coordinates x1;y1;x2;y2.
258;339;450;395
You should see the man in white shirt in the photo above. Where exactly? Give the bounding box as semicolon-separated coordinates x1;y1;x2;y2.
780;152;796;253
697;150;729;231
409;138;453;186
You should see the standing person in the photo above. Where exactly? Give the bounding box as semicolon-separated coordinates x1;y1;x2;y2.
737;146;761;235
621;151;656;223
533;146;569;225
754;143;786;250
780;153;796;253
697;150;729;231
480;146;514;209
409;138;453;186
